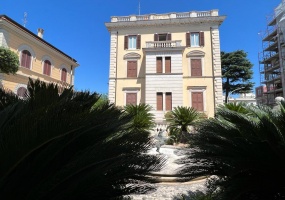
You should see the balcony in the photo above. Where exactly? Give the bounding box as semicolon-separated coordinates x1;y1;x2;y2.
145;40;182;48
111;10;219;22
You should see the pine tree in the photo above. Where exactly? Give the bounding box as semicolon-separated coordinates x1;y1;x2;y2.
221;50;254;103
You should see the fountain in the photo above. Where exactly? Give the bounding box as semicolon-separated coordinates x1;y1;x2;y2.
149;129;186;182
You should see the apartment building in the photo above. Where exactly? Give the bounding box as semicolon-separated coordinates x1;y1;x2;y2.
0;15;79;97
259;0;285;106
105;10;225;123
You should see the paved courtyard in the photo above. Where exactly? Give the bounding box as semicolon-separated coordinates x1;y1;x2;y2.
131;145;207;200
130;179;206;200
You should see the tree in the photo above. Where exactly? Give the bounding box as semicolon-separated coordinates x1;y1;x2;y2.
0;46;19;74
124;103;155;132
0;79;164;200
165;106;203;143
178;102;285;200
221;50;254;103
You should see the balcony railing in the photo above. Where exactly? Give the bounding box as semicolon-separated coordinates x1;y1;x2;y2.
145;40;182;48
111;10;219;22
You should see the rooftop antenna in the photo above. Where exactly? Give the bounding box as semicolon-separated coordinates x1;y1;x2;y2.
22;12;28;27
138;0;141;15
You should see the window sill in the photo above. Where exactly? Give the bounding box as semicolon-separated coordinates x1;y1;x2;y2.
125;49;140;51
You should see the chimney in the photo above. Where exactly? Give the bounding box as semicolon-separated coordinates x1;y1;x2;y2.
37;28;44;38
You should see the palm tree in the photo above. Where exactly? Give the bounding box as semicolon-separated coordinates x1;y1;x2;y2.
165;106;203;143
178;102;285;200
0;79;164;200
124;103;155;132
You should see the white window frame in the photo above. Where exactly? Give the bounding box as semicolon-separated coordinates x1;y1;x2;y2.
60;65;70;82
128;35;137;50
190;33;199;47
124;59;138;78
188;57;204;77
123;88;140;106
14;84;28;99
41;55;54;76
18;44;36;70
188;87;206;112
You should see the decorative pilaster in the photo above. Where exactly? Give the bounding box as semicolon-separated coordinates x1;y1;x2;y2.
211;26;223;107
108;31;117;104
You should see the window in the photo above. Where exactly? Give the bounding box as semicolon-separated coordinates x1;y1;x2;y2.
154;33;171;41
192;92;204;111
17;87;27;98
127;61;137;78
124;35;141;50
156;57;162;73
128;36;137;49
191;33;199;47
165;57;171;73
20;50;31;69
61;68;67;82
166;92;172;110
157;92;163;111
126;93;137;105
43;60;51;76
156;57;171;73
186;32;205;47
156;92;172;111
191;59;202;76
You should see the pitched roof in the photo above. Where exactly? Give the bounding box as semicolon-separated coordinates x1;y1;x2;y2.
0;15;78;64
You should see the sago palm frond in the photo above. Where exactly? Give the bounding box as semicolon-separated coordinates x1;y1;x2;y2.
0;79;164;200
178;102;285;200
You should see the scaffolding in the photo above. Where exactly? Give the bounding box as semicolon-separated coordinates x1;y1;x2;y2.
259;0;285;106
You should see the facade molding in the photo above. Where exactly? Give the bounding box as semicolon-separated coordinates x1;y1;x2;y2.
123;52;141;59
186;50;205;57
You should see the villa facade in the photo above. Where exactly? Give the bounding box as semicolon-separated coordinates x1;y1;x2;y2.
105;10;225;124
0;15;79;97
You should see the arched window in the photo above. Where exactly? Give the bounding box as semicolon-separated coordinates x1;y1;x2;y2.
17;87;27;98
61;68;67;82
43;60;51;76
21;50;32;69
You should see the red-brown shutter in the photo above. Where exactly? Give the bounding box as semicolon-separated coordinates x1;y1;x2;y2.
167;33;172;41
157;92;163;111
136;35;141;49
44;60;51;76
127;61;137;78
21;52;26;68
166;92;172;110
192;92;203;111
154;33;158;41
21;50;31;68
165;57;171;73
156;57;162;73
26;52;31;69
126;93;137;105
200;32;204;46
191;59;202;76
186;32;190;47
61;68;67;82
124;35;128;49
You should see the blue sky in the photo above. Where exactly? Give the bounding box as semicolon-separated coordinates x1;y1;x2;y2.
1;0;281;94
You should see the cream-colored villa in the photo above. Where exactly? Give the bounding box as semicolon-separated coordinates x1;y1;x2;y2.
0;15;79;97
105;10;225;124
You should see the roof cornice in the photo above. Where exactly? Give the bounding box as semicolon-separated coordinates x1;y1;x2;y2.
105;16;226;32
